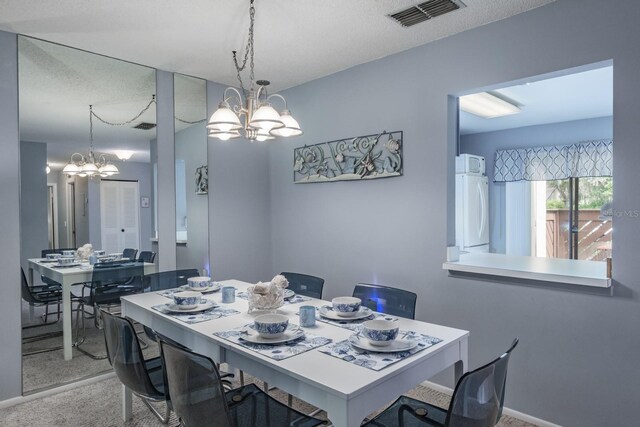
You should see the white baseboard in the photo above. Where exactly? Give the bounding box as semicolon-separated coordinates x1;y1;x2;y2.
421;380;562;427
0;372;115;410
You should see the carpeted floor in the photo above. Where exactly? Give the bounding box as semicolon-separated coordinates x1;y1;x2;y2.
22;301;153;393
4;369;539;427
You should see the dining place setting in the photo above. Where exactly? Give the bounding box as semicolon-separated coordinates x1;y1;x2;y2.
152;276;240;323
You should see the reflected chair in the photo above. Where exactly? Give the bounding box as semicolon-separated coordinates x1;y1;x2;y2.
122;248;138;261
101;310;171;423
40;248;76;290
74;262;144;359
21;268;62;327
280;272;325;299
353;283;417;319
21;268;64;354
158;338;325;427
363;339;519;427
138;250;156;263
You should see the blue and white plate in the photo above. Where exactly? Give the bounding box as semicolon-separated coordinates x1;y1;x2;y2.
319;305;372;321
283;289;295;299
183;282;221;293
348;334;418;353
164;299;217;313
239;325;304;345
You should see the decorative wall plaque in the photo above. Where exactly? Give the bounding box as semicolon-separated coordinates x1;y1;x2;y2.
293;131;403;183
195;165;208;194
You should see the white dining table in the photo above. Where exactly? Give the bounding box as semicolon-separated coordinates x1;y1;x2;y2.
120;279;469;427
27;258;156;360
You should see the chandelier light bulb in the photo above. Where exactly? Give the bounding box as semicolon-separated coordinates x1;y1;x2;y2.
63;162;80;176
249;103;283;132
207;102;242;132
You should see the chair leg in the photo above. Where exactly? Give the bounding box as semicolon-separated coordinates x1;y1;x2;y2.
140;397;171;424
72;302;107;360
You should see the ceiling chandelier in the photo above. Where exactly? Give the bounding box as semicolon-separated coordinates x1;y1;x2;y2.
207;0;302;142
62;105;119;178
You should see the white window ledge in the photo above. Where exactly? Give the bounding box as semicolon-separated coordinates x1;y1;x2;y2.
443;252;611;288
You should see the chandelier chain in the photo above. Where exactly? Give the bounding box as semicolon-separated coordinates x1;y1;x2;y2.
232;0;255;96
90;95;156;127
175;117;206;125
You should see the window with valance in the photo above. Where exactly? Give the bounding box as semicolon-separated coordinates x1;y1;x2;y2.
493;139;612;182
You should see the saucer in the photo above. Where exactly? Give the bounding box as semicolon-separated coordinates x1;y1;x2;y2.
319;305;373;321
348;334;418;353
164;299;217;313
183;282;221;293
239;325;305;345
283;289;295;299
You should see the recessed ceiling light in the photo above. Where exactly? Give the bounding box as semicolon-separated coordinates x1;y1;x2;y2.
459;92;521;119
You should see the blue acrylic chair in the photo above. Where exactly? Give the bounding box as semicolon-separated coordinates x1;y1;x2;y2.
353;283;417;319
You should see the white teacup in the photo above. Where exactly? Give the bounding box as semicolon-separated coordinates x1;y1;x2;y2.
187;276;211;290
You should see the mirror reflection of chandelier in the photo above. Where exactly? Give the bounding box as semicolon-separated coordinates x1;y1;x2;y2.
62;105;119;178
207;0;302;142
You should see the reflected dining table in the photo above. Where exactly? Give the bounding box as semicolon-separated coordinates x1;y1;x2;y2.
121;279;469;427
27;258;156;360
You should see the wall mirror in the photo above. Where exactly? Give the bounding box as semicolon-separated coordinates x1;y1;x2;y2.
18;35;157;393
453;63;613;275
174;74;209;274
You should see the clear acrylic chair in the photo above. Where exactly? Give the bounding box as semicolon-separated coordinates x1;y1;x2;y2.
280;272;325;299
101;310;171;423
158;338;325;427
363;338;519;427
122;248;138;261
74;262;144;359
137;250;156;263
353;283;417;319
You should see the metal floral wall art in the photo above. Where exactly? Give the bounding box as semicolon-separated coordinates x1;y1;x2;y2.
293;131;403;183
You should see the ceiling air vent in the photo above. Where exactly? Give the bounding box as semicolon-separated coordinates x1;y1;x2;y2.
133;122;156;130
388;0;465;28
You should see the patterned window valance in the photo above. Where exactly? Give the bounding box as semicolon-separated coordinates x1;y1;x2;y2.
493;139;612;182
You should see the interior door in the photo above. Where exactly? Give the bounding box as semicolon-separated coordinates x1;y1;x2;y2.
100;180;140;254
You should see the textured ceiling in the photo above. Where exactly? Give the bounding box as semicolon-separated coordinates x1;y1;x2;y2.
1;0;554;91
6;0;556;169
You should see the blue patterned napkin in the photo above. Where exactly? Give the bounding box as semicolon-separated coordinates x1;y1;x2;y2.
301;306;397;331
152;304;239;324
319;331;443;371
236;291;312;305
214;323;331;360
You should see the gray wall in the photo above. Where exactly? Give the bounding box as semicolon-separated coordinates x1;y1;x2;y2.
176;123;210;273
19;141;48;272
72;176;90;246
460;116;613;253
0;30;21;400
207;80;272;283
269;1;640;425
87;160;153;252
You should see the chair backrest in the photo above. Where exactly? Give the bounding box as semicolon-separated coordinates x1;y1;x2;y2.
144;269;199;292
89;263;144;305
138;251;156;263
352;283;417;319
21;268;39;304
445;339;519;427
41;248;76;258
122;248;138;261
280;272;325;299
101;310;165;400
159;338;233;427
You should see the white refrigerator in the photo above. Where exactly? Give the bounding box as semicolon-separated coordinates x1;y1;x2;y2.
455;173;489;252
